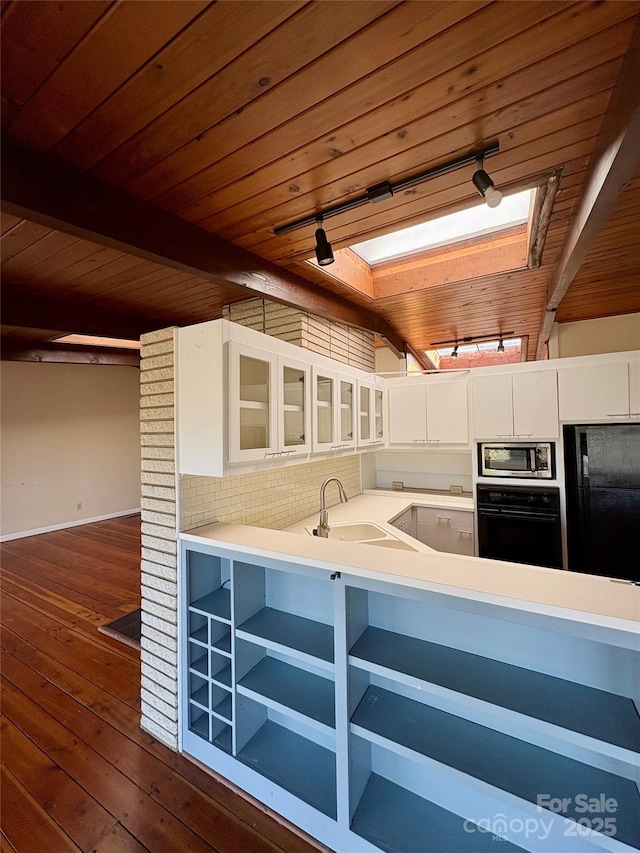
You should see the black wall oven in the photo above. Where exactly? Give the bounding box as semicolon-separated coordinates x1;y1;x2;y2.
477;484;562;569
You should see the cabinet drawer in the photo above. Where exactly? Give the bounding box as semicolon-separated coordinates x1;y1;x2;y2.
416;521;475;556
415;506;473;531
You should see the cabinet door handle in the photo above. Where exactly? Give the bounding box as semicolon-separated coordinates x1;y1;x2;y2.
607;413;630;418
457;529;473;536
436;516;451;524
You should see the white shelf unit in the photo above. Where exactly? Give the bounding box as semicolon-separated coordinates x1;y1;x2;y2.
185;549;233;753
180;539;640;853
182;543;338;822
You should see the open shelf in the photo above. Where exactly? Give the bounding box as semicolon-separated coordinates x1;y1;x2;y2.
190;587;231;622
190;684;208;709
213;694;232;724
211;660;232;690
237;719;336;819
188;646;208;676
237;607;334;669
352;773;520;853
212;631;232;656
350;626;640;753
352;685;640;848
238;656;335;732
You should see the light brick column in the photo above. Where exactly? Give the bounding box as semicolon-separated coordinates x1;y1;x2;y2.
139;327;179;749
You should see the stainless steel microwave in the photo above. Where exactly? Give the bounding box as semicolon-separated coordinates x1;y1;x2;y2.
479;442;555;479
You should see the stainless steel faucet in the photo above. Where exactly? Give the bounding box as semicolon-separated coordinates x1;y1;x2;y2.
316;477;348;538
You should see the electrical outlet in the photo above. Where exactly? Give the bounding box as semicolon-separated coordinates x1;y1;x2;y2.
449;485;463;495
77;501;83;510
392;481;404;490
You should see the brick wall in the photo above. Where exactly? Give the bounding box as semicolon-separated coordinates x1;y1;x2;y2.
139;327;179;748
223;298;376;371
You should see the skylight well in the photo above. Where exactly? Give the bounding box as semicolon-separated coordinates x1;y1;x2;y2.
351;189;533;266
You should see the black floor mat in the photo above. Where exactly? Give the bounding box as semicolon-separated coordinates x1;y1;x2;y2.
99;607;141;648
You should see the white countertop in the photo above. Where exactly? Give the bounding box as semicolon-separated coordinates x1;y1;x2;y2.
182;487;640;636
282;491;471;550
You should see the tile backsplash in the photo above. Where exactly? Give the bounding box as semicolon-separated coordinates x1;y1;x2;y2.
180;454;361;532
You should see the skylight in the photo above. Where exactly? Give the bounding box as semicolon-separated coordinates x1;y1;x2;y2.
351;190;533;265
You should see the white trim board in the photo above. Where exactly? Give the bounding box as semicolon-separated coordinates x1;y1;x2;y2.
0;508;141;541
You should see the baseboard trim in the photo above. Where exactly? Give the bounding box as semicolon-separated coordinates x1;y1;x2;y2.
0;508;141;542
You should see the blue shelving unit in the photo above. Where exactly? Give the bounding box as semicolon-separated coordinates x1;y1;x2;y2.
181;539;640;853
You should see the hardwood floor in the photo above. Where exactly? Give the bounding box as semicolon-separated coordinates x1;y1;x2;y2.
0;516;323;853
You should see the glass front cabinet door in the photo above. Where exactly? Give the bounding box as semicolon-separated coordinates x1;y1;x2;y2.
229;344;311;463
228;343;277;463
357;380;385;447
312;369;336;452
277;356;311;457
338;378;356;449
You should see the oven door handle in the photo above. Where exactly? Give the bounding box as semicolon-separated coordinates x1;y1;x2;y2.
480;508;557;522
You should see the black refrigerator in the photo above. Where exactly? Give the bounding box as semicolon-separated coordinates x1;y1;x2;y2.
564;423;640;582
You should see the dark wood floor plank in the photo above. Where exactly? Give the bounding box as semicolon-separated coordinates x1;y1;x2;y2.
0;627;318;853
1;716;118;852
1;678;218;853
0;516;321;853
89;823;150;853
1;597;140;707
0;765;83;853
1;653;291;853
1;544;139;612
0;830;19;853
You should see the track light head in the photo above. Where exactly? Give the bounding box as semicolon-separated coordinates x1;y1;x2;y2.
314;219;334;266
472;168;503;208
450;344;459;359
497;337;505;353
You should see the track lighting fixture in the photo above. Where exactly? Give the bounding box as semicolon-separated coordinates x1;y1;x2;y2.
274;143;500;237
314;218;334;266
472;156;503;208
450;344;459;359
431;331;514;348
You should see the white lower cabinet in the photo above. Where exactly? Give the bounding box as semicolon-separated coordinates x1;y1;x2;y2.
414;506;474;556
181;540;640;853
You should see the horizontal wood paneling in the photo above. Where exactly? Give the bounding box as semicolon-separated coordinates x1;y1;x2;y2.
1;0;639;356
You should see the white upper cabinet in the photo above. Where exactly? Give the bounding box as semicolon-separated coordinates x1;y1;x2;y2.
472;370;558;438
388;384;427;444
278;355;312;456
312;368;336;453
427;379;470;444
388;378;469;445
558;359;639;421
338;377;357;449
512;370;559;437
471;373;513;438
357;380;385;447
228;343;313;463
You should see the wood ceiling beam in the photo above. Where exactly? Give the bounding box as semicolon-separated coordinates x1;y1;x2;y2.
1;291;160;339
536;17;640;359
0;135;406;357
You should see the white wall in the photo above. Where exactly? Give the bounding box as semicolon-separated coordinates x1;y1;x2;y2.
549;313;640;358
375;346;406;375
1;362;141;537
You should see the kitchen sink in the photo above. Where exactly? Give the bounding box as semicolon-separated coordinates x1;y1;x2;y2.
305;522;387;541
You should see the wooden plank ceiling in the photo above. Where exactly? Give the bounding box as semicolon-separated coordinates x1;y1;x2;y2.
1;0;639;360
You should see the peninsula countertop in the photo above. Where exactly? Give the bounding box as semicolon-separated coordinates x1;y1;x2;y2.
181;487;639;638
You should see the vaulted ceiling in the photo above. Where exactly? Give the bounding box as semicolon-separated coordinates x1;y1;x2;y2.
2;0;639;364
